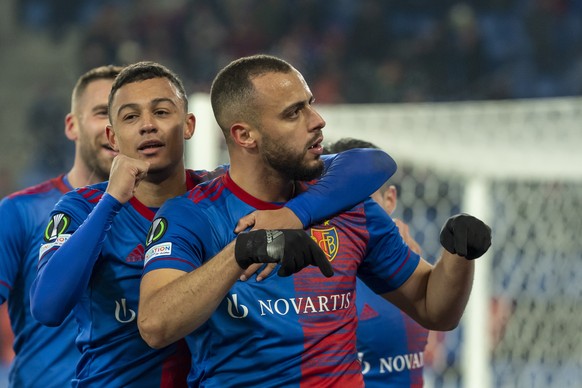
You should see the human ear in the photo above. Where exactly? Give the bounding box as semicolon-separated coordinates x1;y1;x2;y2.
64;113;78;141
106;125;119;152
231;123;256;149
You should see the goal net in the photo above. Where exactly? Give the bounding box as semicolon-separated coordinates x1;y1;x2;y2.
317;98;582;388
187;94;582;388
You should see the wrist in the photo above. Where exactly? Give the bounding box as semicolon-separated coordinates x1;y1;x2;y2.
284;202;310;228
234;232;254;269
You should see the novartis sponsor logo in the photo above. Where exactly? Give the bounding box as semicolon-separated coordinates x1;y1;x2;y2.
226;292;352;319
359;351;425;374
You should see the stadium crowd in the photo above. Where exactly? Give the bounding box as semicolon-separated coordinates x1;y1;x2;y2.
17;0;582;104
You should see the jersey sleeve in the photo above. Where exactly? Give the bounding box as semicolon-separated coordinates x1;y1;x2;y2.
143;197;212;275
285;148;397;227
0;198;26;303
357;199;421;295
30;191;123;326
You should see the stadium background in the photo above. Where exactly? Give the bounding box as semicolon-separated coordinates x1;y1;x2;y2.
1;1;581;387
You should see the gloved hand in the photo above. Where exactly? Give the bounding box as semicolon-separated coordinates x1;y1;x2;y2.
440;213;492;260
235;229;334;277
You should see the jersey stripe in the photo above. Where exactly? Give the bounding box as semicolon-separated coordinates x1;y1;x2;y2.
8;175;69;199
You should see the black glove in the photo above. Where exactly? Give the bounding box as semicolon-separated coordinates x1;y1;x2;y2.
235;229;334;278
439;213;492;260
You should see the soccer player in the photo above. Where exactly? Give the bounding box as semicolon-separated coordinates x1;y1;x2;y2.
30;61;396;386
328;137;429;387
137;54;492;387
0;65;122;387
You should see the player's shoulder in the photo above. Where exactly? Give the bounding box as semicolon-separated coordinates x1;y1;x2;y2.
53;181;107;212
185;174;228;205
155;189;217;235
71;181;108;200
316;198;383;233
5;175;68;202
186;165;228;187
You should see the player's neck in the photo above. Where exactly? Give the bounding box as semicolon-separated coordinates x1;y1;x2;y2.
133;167;188;208
67;164;107;189
229;163;294;203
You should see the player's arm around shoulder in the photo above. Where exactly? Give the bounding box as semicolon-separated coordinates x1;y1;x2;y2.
138;200;244;349
382;214;491;331
138;244;242;348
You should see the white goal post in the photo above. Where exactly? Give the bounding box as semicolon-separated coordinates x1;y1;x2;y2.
187;93;582;387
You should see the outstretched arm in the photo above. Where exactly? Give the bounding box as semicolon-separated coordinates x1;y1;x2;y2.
139;242;241;348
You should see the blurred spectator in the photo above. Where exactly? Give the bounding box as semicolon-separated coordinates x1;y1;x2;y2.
17;0;574;104
0;169;15;199
22;84;71;187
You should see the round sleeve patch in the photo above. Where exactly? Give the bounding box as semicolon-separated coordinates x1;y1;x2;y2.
43;213;71;242
146;217;168;246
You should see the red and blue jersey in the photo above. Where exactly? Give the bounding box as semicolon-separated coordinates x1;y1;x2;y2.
144;173;421;387
33;171;214;387
356;278;429;387
0;175;81;387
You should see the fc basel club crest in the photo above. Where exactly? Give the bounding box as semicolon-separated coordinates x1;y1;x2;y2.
43;213;71;242
146;217;168;246
310;225;339;262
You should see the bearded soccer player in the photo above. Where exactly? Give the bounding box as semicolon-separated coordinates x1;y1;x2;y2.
0;65;122;387
30;61;395;386
137;55;492;387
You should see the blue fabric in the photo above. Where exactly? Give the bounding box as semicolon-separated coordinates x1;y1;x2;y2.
0;175;80;387
27;171;215;386
31;192;122;326
356;277;429;387
143;172;419;387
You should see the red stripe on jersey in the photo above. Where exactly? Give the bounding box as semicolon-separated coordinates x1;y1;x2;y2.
189;177;224;203
129;197;156;220
77;187;103;203
293;208;370;386
160;339;190;387
51;175;71;194
223;173;283;210
185;169;203;190
185;166;227;190
0;279;12;291
387;248;412;282
402;311;429;387
8;175;69;199
293;267;364;387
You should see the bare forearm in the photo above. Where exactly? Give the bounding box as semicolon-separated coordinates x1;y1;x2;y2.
387;213;489;331
425;250;474;330
139;242;243;348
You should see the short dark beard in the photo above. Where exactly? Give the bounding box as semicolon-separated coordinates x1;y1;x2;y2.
80;143;110;182
261;132;323;181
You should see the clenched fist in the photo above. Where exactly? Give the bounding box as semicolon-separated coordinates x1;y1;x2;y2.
440;213;492;260
106;154;150;203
